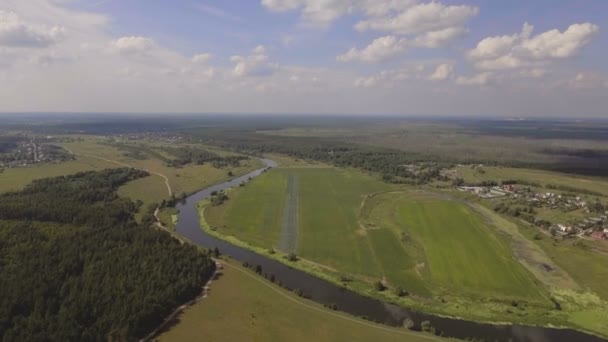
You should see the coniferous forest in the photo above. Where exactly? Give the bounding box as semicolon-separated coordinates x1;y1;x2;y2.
0;169;216;341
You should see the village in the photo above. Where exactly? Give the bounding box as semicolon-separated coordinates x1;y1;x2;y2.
0;136;71;169
458;183;608;241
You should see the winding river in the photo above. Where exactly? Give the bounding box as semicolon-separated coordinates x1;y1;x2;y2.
174;159;605;342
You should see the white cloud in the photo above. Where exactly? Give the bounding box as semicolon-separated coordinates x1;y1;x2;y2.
0;10;65;48
519;23;599;59
111;36;155;54
193;3;241;22
414;27;467;48
354;2;478;35
456;72;493;86
569;72;607;89
469;22;599;70
429;63;453;80
261;0;477;45
192;53;212;64
230;45;278;77
337;35;407;63
261;0;352;26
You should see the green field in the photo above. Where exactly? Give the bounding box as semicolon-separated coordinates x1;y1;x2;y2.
456;165;608;197
205;168;545;303
361;192;545;300
0;155;118;192
157;259;446;342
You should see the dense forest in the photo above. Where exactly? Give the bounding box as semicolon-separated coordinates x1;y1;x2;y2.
0;169;215;341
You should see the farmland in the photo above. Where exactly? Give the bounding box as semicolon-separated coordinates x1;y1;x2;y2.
203;165;556;325
157;259;444;342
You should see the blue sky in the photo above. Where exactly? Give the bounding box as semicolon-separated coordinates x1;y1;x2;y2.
0;0;606;116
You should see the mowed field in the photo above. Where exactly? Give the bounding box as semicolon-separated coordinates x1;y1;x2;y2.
157;260;444;342
362;192;544;299
205;167;545;302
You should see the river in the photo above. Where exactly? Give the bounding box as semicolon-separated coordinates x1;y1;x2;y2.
174;158;605;342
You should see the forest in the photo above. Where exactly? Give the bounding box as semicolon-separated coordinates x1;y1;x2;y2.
0;168;216;341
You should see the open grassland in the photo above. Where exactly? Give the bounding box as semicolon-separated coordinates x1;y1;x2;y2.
361;192;545;301
157;259;445;342
205;170;288;248
456;165;608;197
0;155;118;193
205;167;545;303
59;137;261;216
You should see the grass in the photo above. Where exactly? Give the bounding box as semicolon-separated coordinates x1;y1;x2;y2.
156;259;447;342
0;155;118;193
456;165;608;197
157;207;179;230
206;170;288;248
361;192;545;301
59;137;262;218
205;167;547;302
201;159;608;336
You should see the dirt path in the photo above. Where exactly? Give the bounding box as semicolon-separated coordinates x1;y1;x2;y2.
62;146;172;196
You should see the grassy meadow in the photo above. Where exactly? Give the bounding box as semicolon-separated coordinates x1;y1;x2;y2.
204;166;547;305
58;137;261;218
0;155;119;193
361;192;545;300
157;259;445;342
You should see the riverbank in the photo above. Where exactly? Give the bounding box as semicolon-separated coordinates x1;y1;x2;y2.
156;258;446;342
174;158;606;342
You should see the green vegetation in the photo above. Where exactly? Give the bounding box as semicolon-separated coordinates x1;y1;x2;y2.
361;192;545;301
0;155;118;193
456;165;608;197
205;170;288;248
204;166;568;327
0;169;215;341
157;259;444;342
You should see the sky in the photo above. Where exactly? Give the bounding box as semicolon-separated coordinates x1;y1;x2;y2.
0;0;606;117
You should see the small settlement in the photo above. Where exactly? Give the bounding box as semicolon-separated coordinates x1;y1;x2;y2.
458;182;608;241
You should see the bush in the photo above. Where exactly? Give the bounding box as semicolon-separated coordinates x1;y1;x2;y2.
373;280;386;292
421;320;432;332
393;286;408;297
287;252;298;262
403;318;415;330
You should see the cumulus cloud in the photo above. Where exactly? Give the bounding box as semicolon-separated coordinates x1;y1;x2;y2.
354;2;478;36
261;0;353;26
469;22;599;70
337;35;407;63
414;27;468;48
230;45;278;77
111;36;155;54
456;72;493;86
0;10;65;48
429;63;454;80
354;64;426;87
262;0;475;48
191;53;212;64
